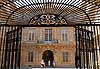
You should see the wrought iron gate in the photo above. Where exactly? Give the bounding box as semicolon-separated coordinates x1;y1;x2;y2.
75;25;100;69
0;25;100;69
0;26;22;69
0;0;100;69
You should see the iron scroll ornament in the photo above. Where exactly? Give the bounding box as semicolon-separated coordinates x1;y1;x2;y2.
29;14;68;25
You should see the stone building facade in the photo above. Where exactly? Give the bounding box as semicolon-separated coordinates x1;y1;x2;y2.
20;27;76;67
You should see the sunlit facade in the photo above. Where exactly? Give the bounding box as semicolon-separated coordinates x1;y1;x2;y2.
21;27;76;67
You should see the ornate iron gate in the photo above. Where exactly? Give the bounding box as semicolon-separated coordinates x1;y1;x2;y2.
75;25;100;69
0;26;22;69
0;24;100;69
0;0;100;69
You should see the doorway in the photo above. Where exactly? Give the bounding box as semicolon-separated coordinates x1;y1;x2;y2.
42;50;54;67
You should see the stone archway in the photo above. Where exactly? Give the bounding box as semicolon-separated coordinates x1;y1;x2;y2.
42;50;54;67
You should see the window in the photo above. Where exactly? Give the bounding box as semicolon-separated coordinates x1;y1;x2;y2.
45;29;52;41
29;32;35;41
28;51;33;62
61;29;67;41
29;33;31;40
62;52;68;62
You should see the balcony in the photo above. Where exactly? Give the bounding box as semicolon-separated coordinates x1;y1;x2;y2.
23;39;59;44
37;40;58;44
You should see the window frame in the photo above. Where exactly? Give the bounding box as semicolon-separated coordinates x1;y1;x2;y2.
44;28;52;41
28;51;34;62
62;52;68;62
61;28;67;41
29;30;35;41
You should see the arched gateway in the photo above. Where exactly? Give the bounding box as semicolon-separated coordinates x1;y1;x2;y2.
42;50;54;67
0;0;100;69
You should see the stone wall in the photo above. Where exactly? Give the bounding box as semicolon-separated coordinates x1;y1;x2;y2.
20;43;76;67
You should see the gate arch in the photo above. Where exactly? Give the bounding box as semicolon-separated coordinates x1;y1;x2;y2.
0;0;99;25
42;50;54;67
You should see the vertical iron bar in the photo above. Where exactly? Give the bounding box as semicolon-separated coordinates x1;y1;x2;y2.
7;27;11;69
87;26;91;69
18;27;22;69
81;26;86;69
78;25;81;69
75;26;78;69
10;26;15;69
90;26;94;69
14;27;18;69
4;29;8;69
91;26;96;69
96;26;100;69
0;26;4;69
84;26;89;69
0;26;4;59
